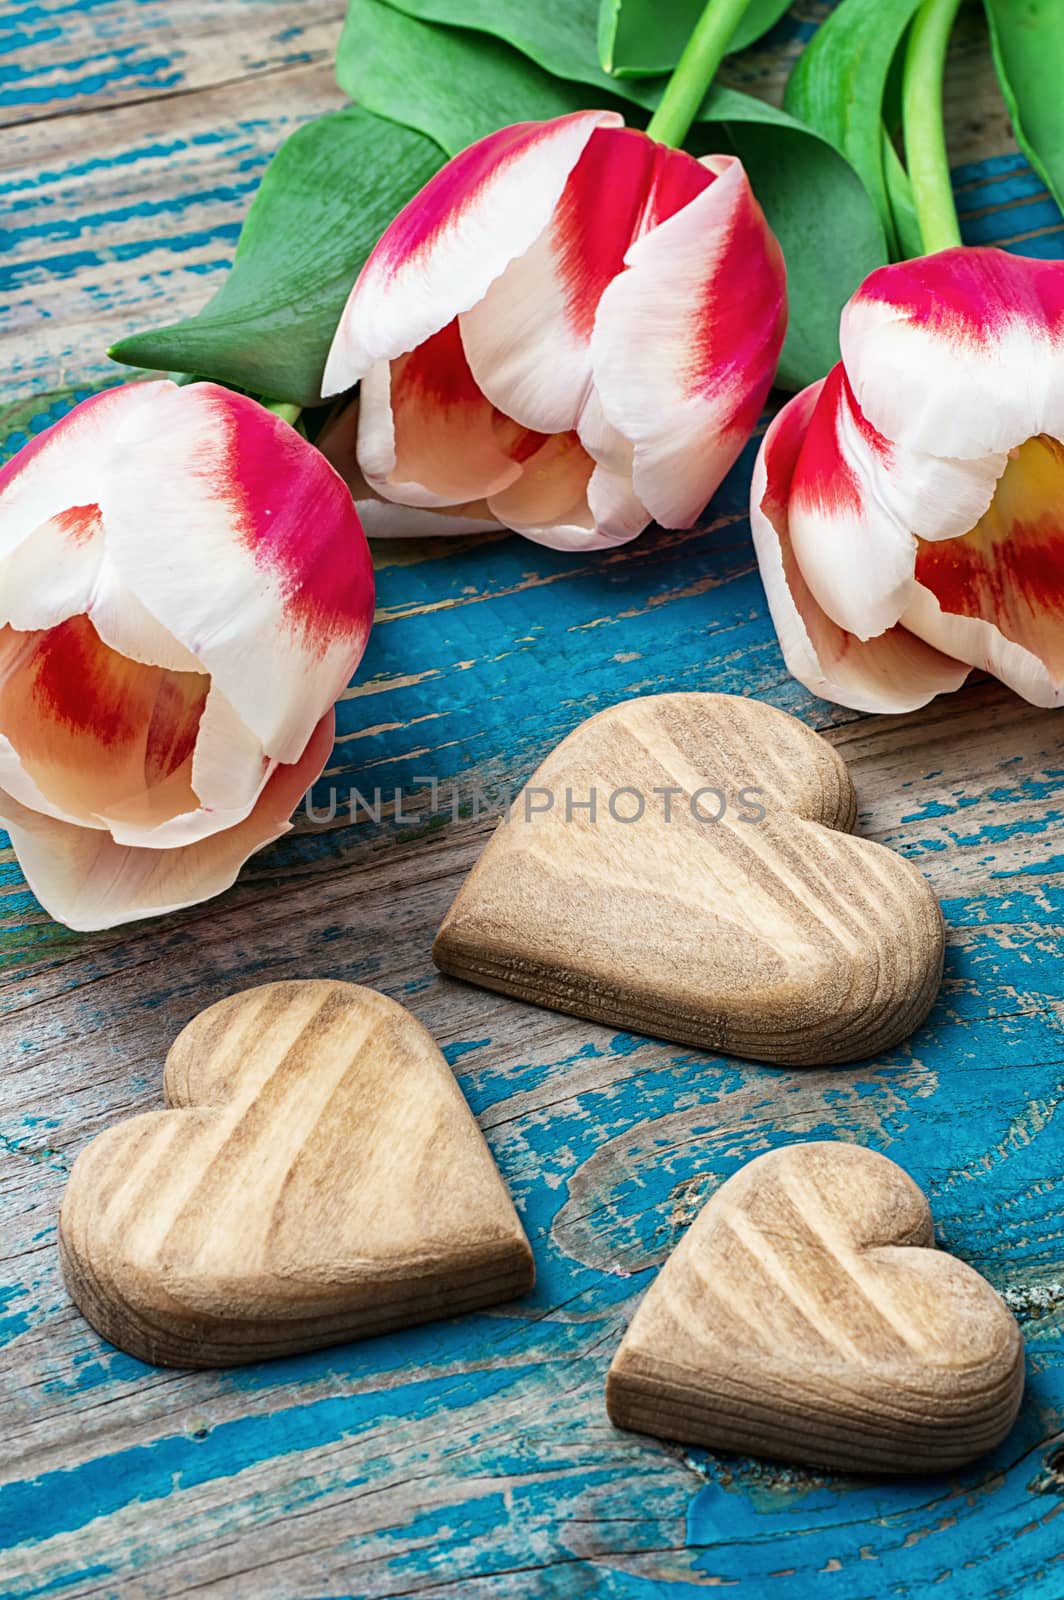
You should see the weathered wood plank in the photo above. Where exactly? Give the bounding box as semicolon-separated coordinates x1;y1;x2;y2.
3;656;1064;1594
0;0;345;127
1;62;343;400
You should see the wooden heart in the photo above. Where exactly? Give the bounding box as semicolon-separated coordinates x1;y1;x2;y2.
606;1142;1024;1473
59;980;534;1367
434;693;943;1064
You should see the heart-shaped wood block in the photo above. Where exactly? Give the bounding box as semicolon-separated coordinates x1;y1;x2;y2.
59;980;534;1367
434;693;943;1064
606;1142;1024;1473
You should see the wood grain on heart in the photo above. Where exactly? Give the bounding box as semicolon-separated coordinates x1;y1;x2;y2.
606;1142;1024;1473
59;980;534;1367
434;693;943;1065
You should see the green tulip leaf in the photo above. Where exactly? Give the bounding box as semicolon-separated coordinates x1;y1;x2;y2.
598;0;794;80
340;0;887;389
339;0;608;147
109;107;445;405
783;0;925;255
881;126;924;260
985;0;1064;215
375;0;629;99
340;1;812;166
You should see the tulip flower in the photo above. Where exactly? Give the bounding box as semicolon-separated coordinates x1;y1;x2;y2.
0;380;374;931
321;110;786;551
750;244;1064;713
752;0;1064;714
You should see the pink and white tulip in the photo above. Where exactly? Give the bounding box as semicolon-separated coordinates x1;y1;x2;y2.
322;111;787;551
751;246;1064;712
0;381;374;930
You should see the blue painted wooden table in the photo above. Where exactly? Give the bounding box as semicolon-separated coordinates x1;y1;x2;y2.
3;4;1064;1596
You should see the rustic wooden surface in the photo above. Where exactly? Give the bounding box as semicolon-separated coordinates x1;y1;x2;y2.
3;3;1064;1597
434;693;945;1065
59;980;534;1368
606;1141;1024;1473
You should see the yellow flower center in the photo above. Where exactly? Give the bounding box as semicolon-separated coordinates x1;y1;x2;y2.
915;434;1064;680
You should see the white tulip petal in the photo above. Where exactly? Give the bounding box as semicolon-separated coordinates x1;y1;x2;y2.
842;246;1064;457
323;111;620;394
591;155;786;529
751;386;969;714
1;714;335;932
459;125;716;436
358;500;500;539
786;364;1005;640
99;382;374;763
0;384;164;564
357;331;525;509
904;583;1064;708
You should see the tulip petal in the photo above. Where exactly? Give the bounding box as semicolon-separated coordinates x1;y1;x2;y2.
355;500;499;539
2;670;273;854
88;575;205;675
316;395;500;536
487;431;593;534
785;363;1007;640
568;388;648;548
100;383;374;763
0;616;208;829
0;389;203;675
189;685;269;817
357;326;529;508
0;558;273;849
751;386;970;714
903;432;1064;704
483;430;642;551
0;503;105;629
590;154;786;529
103;685;272;849
904;584;1064;708
1;714;334;932
459;126;713;435
323;111;621;395
0;496;208;676
0;493;207;681
842;246;1064;457
584;467;653;548
0;732;101;830
0;384;154;565
0;382;373;763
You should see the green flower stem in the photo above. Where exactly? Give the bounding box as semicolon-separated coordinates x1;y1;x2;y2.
645;0;754;148
261;399;303;426
902;0;964;253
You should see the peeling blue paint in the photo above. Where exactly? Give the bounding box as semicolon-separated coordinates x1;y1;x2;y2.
0;1283;31;1343
0;1364;534;1549
441;1038;491;1065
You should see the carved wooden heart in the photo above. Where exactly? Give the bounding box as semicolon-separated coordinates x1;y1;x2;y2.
606;1142;1024;1473
59;980;534;1367
434;693;943;1064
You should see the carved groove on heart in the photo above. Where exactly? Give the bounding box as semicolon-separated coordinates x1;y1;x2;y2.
59;980;534;1367
434;693;945;1065
606;1142;1024;1474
